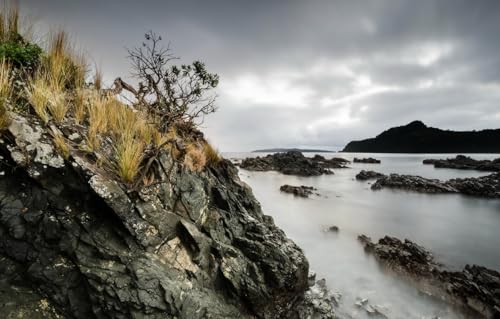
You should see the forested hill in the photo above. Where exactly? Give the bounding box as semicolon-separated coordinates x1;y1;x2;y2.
342;121;500;153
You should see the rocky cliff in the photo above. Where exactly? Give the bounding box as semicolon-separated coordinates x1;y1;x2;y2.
342;120;500;153
0;114;334;318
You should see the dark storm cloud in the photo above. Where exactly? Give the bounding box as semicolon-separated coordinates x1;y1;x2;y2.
20;0;500;151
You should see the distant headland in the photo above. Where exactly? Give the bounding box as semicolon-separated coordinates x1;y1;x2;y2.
342;121;500;153
252;148;334;153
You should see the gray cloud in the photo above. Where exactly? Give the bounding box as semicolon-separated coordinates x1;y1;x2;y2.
20;0;500;151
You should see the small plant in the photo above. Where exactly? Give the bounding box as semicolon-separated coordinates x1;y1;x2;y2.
0;58;11;130
184;143;206;172
53;132;69;159
113;134;144;183
203;142;221;166
26;76;50;123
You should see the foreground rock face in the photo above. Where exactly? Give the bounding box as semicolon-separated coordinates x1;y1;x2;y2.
358;235;500;319
353;157;381;164
423;155;500;172
0;115;336;318
363;171;500;199
240;151;348;176
280;185;318;198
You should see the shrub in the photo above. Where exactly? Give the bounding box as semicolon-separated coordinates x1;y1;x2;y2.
0;40;42;69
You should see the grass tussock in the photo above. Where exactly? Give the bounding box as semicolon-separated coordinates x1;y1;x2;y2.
93;65;102;90
53;132;69;159
0;59;12;129
26;76;50;123
203;141;221;165
0;5;19;42
184;143;207;172
113;134;145;184
47;89;67;123
73;88;86;124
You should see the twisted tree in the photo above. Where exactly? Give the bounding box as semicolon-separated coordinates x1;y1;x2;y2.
113;31;219;132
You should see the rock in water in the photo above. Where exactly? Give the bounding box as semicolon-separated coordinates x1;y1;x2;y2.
0;115;337;318
355;170;385;180
423;155;500;172
353;157;381;164
358;235;500;318
240;151;348;176
280;184;317;198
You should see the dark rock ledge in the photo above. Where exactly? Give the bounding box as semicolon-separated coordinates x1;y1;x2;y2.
355;170;500;199
353;157;381;164
0;114;338;318
240;151;349;176
358;235;500;319
423;155;500;172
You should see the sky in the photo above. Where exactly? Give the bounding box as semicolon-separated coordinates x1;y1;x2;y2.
20;0;500;151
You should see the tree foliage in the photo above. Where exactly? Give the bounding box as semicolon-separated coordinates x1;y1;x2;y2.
114;31;219;132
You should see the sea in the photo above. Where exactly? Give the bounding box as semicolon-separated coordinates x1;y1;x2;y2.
224;152;500;319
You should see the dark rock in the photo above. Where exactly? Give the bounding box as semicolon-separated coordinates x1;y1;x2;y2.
358;235;500;319
327;226;339;232
353;157;381;164
240;151;348;176
280;185;317;198
423;155;500;172
369;172;500;198
355;170;385;180
342;120;500;153
0;115;337;318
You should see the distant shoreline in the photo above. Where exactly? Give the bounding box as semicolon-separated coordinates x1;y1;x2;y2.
252;148;335;153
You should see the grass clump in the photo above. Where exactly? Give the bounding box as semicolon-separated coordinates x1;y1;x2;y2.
184;143;207;172
26;76;50;123
113;134;145;184
203;141;221;165
53;132;69;159
0;58;11;129
47;89;67;123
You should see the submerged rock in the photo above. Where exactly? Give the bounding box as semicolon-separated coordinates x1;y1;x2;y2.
240;151;348;176
423;155;500;172
280;184;318;198
353;157;381;164
0;115;337;318
358;235;500;318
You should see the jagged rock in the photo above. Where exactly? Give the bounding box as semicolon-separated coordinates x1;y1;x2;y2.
240;151;347;176
423;155;500;172
280;185;317;198
0;114;338;318
358;235;500;318
355;170;385;180
353;157;381;164
369;173;500;198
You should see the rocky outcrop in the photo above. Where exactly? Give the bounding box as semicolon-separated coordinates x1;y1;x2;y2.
355;170;385;180
240;151;348;176
358;235;500;319
423;155;500;172
342;120;500;153
363;171;500;198
353;157;380;164
280;185;318;198
0;114;337;318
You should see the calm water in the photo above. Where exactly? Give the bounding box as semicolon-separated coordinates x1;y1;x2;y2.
226;152;500;319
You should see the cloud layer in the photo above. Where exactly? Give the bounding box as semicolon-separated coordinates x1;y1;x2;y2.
22;0;500;151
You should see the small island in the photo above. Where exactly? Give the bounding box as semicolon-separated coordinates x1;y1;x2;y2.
342;120;500;153
253;148;334;153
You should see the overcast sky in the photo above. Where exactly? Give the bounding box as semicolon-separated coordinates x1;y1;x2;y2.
21;0;500;151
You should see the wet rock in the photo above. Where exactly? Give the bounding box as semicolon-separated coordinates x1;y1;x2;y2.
0;114;336;318
353;157;381;164
327;226;339;232
240;151;347;176
369;173;500;198
423;155;500;172
355;170;386;180
358;235;500;319
280;184;318;198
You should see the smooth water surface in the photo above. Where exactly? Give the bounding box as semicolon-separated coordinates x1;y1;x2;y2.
226;152;500;319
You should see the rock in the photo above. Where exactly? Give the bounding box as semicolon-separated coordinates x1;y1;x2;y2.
358;235;500;319
0;114;338;318
369;173;500;198
423;155;500;172
353;157;381;164
327;226;339;232
280;184;318;198
355;170;386;180
240;151;348;176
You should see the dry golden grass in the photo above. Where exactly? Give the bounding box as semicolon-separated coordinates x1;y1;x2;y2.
203;141;221;165
53;132;69;159
26;76;50;123
184;143;206;172
47;89;67;123
73;89;86;124
0;4;19;42
93;65;102;90
114;134;144;183
0;59;12;130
